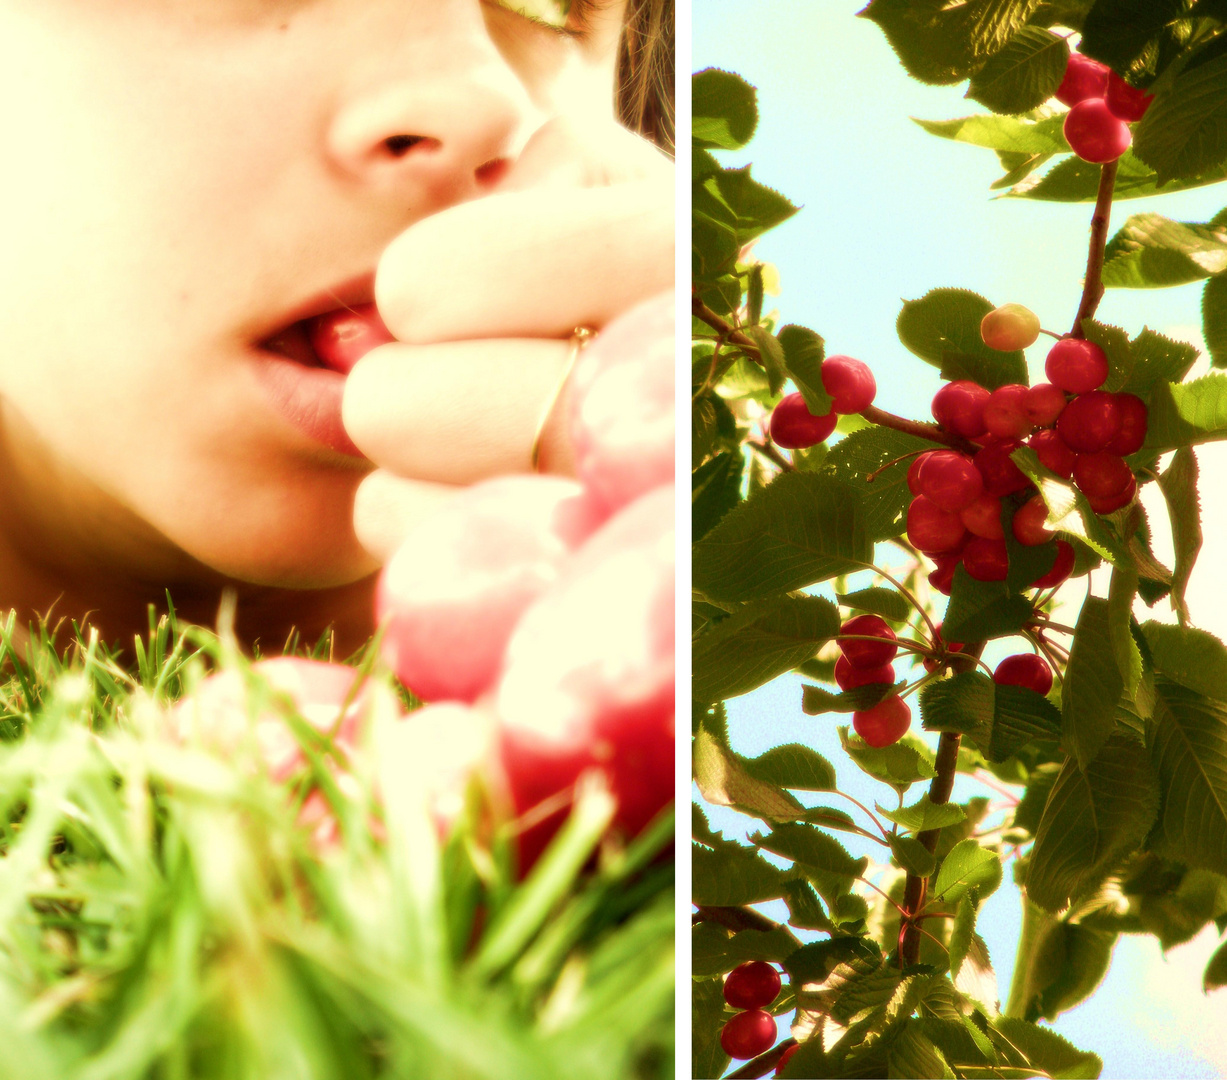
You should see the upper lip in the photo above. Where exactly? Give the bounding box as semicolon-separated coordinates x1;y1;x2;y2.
253;270;378;349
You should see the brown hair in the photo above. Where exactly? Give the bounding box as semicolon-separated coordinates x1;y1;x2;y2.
616;0;675;155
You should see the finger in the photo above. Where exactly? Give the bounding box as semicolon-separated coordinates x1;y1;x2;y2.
352;469;461;562
497;115;672;192
374;179;673;344
342;338;577;486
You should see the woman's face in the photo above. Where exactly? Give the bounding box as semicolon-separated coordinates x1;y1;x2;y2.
0;0;627;593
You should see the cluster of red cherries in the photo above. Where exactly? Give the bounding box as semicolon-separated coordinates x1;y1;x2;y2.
909;304;1146;597
719;961;785;1064
1056;50;1153;164
768;354;877;449
837;614;1055;749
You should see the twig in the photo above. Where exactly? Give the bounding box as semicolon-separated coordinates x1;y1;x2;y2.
898;641;985;967
858;874;909;917
827;789;892;843
1069;159;1119;337
748;440;795;473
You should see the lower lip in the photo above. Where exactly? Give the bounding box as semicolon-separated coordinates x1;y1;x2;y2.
253;352;366;459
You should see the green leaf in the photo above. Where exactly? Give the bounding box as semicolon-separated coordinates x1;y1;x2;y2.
692;451;744;543
887;1020;955;1079
930;839;1003;907
692;68;758;150
919;1016;993;1069
1026;735;1160;913
1203;274;1227;368
1130;862;1227;949
896;288;1027;388
1205;938;1227;993
914;112;1069;154
1108;568;1142;695
1142;621;1227;700
745;326;786;397
880;792;968;834
1078;0;1185;74
823;426;940;541
691;977;731;1079
1032;922;1117;1021
693;594;840;702
991;1016;1103;1078
837;586;911;622
1080;318;1133;393
1148;678;1227;877
1063;597;1126;769
1102;213;1227;288
941;567;1035;643
785;936;881;985
920;671;995;741
783;879;834;932
778;325;831;416
990;682;1064;763
1134;51;1227;185
991;148;1055;189
693;725;804;823
1146;372;1227;449
860;0;1044;85
754;823;868;883
1157;447;1202;625
802;680;905;715
693;841;792;906
889;833;938;877
746;264;764;327
966;27;1068;114
692;924;798;977
693;472;872;602
949;896;976;980
743;743;838;792
1117;326;1199;399
1009;149;1227;202
839;726;937;795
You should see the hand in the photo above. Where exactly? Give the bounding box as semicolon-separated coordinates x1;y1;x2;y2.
342;118;673;560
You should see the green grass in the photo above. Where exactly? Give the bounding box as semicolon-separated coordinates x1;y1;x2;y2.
0;603;674;1080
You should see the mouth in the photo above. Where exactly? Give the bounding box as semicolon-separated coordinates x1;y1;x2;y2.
252;274;394;459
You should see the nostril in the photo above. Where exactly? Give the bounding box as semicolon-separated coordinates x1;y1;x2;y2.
474;157;511;187
383;134;438;158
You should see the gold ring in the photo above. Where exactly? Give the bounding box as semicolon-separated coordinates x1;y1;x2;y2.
530;326;597;472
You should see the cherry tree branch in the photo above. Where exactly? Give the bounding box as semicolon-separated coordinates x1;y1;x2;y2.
898;640;985;967
1069;159;1119;338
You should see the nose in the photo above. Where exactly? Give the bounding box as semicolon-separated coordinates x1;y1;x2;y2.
327;37;536;199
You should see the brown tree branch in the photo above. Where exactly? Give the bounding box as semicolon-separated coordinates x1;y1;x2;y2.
1069;159;1119;338
898;640;986;967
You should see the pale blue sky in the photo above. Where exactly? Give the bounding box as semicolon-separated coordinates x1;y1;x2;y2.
694;5;1227;1078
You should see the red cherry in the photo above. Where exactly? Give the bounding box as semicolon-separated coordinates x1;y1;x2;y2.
721;1010;778;1060
775;1044;799;1076
1064;98;1132;163
853;696;912;748
981;304;1040;351
1055;52;1109;107
839;614;898;668
963;537;1009;582
1107;393;1148;455
724;961;783;1010
917;450;984;513
1029;428;1076;478
1105;70;1154;122
1057;390;1122;453
835;654;895;690
1045;339;1109;394
1086;473;1137;514
983;384;1035;440
770;393;837;449
1073;452;1133;499
907;495;968;555
960;492;1005;540
1025;383;1067;427
994;653;1054;695
307;303;395;375
928;555;959;596
821;355;876;414
1032;540;1075;588
931;380;990;438
974;439;1031;497
907;451;937;495
1012;495;1055;546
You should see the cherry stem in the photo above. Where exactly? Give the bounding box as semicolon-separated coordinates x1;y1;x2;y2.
859;874;909;917
693;339;725;400
835;633;931;656
748;439;795;473
898;640;985;968
865;448;927;483
861;561;940;642
973;769;1023;805
1069;158;1119;338
1038;327;1063;340
1027;630;1067;687
725;1040;797;1080
828;788;892;842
